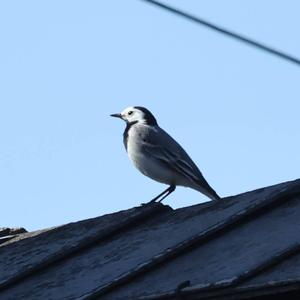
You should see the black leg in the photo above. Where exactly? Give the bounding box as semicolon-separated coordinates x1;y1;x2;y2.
158;185;176;203
149;185;176;203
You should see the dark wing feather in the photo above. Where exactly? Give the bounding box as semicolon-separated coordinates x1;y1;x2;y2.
141;126;216;190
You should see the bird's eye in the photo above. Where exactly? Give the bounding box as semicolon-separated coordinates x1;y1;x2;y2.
128;111;133;115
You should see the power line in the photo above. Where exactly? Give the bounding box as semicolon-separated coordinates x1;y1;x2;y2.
141;0;300;67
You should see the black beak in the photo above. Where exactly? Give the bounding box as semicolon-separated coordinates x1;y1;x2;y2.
110;113;122;119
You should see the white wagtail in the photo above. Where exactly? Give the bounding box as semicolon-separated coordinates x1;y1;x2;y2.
111;106;220;203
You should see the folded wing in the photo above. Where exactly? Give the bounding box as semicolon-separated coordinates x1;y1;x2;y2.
140;126;220;200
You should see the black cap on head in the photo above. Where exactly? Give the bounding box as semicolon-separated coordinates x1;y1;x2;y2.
134;106;158;126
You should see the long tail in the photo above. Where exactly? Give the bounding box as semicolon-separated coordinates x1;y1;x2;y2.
203;187;221;201
193;179;221;201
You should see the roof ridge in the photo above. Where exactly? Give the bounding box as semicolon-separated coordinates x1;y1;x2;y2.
78;180;300;299
0;202;169;293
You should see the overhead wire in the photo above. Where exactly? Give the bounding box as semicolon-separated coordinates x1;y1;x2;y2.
141;0;300;67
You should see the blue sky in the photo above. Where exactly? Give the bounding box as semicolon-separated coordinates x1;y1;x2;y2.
1;0;299;231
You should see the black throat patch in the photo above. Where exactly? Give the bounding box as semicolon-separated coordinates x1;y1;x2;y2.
123;121;138;151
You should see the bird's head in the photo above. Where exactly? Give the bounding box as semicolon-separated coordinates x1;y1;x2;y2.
110;106;157;125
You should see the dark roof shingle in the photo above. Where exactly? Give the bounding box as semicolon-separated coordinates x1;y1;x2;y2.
0;179;300;300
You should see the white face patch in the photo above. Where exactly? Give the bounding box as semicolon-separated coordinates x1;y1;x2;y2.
121;107;146;123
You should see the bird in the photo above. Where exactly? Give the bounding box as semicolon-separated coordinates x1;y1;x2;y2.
111;106;220;203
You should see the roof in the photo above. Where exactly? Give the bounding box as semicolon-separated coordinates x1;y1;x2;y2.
0;178;300;300
0;227;27;245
